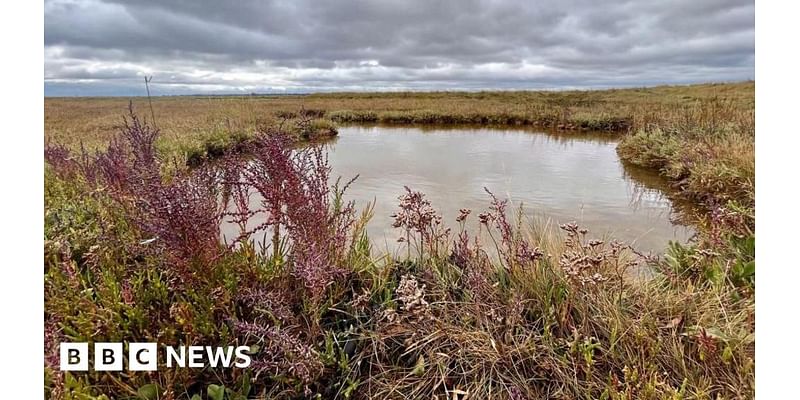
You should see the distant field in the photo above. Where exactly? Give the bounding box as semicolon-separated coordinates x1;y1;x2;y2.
45;81;754;149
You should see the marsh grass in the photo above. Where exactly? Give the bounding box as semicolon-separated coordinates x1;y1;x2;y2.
617;96;755;234
44;82;753;148
44;82;754;399
44;106;754;399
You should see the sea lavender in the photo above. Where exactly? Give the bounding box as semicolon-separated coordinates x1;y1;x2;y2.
44;141;75;178
483;189;543;269
233;130;355;302
391;186;449;255
45;107;226;282
233;320;323;387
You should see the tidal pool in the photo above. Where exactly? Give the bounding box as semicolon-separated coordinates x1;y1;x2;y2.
223;125;694;253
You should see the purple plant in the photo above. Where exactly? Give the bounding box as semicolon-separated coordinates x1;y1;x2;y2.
44;316;63;371
44;316;65;399
450;230;473;269
46;107;358;297
45;108;361;395
93;136;131;194
237;286;298;326
557;222;628;286
132;166;224;278
233;320;323;388
482;189;543;269
44;141;75;178
229;130;356;302
391;186;449;255
107;111;225;279
45;107;226;282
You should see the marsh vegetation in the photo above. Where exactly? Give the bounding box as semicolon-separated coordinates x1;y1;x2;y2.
44;82;754;399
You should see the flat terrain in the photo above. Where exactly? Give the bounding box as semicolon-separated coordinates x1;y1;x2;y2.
45;81;754;148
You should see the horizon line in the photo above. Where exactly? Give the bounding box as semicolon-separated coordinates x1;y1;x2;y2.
43;79;754;98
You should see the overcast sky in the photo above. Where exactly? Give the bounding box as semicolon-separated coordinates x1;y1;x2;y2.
44;0;754;96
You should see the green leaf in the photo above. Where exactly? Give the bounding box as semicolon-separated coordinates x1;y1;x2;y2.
239;371;251;396
722;345;734;363
191;395;202;400
208;384;225;400
137;384;159;400
342;378;360;399
412;355;426;377
741;260;755;278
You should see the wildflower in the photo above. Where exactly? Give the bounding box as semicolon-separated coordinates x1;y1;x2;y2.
481;189;543;268
396;274;429;315
392;187;447;252
449;230;473;268
232;131;356;303
44;142;77;178
349;288;371;311
382;308;398;323
515;244;544;263
233;321;323;386
456;208;471;222
393;187;443;234
559;222;580;234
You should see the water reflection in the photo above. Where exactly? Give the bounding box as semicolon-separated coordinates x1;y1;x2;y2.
222;125;694;254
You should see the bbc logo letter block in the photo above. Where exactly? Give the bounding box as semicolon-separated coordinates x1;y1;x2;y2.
60;343;158;371
59;342;251;371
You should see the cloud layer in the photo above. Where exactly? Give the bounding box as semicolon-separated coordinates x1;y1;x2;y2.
44;0;754;96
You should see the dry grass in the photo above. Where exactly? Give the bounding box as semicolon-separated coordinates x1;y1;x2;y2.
618;96;755;218
43;82;755;399
45;81;753;148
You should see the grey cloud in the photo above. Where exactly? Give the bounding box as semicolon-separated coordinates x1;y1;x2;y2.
44;0;754;95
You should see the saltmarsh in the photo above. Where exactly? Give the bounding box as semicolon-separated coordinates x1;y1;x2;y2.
44;82;754;399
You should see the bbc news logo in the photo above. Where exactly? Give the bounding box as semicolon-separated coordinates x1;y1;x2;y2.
60;343;252;371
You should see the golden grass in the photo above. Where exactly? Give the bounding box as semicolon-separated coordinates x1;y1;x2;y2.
45;81;754;149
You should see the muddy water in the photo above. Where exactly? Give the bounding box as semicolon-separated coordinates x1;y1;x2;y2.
223;125;694;253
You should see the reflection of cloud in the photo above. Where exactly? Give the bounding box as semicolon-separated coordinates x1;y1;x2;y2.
332;126;691;251
45;0;753;95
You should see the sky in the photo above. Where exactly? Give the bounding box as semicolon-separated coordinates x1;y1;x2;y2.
44;0;755;96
